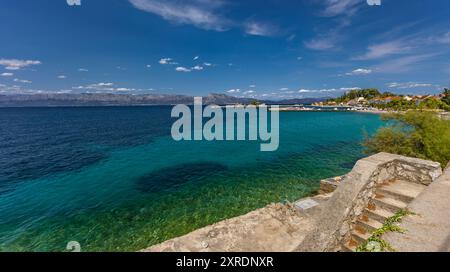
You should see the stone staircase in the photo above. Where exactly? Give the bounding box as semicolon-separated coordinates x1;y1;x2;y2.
341;179;427;252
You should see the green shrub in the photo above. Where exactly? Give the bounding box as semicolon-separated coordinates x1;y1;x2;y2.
442;88;450;106
363;111;450;166
418;98;450;111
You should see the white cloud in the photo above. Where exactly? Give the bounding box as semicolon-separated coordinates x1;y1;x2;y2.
435;32;450;44
128;0;229;31
192;65;203;71
13;78;32;84
306;0;362;52
1;72;13;77
0;59;41;70
129;0;280;37
249;84;256;88
175;66;192;72
354;40;411;60
97;82;114;87
193;56;199;60
321;0;362;17
279;87;289;91
304;33;337;51
226;89;240;93
78;68;89;72
374;53;437;73
340;87;362;91
57;75;67;79
244;21;276;37
0;84;39;94
159;58;177;65
203;62;213;66
71;82;141;93
298;87;361;93
73;82;115;91
346;68;372;76
387;82;434;89
146;64;152;68
116;87;135;92
243;90;255;94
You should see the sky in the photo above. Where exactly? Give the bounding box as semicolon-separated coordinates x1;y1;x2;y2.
0;0;449;99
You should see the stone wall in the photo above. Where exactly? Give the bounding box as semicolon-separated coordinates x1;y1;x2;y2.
319;175;345;194
296;152;442;252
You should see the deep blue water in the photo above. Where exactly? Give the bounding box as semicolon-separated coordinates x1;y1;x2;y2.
0;107;383;251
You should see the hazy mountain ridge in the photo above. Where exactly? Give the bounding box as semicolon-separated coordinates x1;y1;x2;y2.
0;93;326;107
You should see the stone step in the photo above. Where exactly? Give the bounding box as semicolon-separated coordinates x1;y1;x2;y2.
356;217;383;232
352;231;371;244
376;180;426;202
341;238;359;252
341;243;357;252
365;207;394;222
371;196;408;214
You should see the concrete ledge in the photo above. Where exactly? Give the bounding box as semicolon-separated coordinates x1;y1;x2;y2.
143;194;331;252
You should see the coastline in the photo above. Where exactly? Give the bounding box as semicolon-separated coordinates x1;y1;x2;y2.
271;106;388;114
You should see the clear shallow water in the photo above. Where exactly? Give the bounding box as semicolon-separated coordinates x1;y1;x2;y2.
0;107;383;251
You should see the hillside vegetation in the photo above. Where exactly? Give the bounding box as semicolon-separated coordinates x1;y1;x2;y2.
363;111;450;167
324;88;450;111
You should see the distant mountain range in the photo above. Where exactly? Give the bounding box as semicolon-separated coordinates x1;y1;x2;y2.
0;93;327;107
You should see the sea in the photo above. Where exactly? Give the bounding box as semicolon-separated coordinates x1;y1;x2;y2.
0;106;383;251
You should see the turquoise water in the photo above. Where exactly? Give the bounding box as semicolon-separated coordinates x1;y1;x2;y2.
0;107;383;251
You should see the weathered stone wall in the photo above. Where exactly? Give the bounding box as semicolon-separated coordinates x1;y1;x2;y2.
296;152;442;252
319;175;345;194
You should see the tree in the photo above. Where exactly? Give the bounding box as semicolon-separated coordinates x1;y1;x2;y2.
442;88;450;106
363;111;450;166
380;91;396;98
418;98;450;111
329;89;381;103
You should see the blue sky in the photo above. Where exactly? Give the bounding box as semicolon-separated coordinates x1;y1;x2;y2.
0;0;449;99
